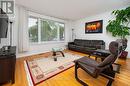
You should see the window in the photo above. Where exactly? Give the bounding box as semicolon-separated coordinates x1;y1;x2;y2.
28;16;65;43
59;23;65;41
28;17;38;42
41;20;58;41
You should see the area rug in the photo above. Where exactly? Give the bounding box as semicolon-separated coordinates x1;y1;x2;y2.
24;53;82;86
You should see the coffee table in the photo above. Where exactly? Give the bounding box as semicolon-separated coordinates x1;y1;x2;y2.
91;49;110;61
52;48;65;61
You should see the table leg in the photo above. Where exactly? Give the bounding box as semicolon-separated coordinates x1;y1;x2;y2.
53;52;57;61
54;57;57;61
53;52;56;56
59;51;65;57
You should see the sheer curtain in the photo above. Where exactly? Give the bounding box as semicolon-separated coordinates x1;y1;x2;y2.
18;6;29;52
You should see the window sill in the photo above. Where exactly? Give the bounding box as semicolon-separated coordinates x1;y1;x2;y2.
30;41;66;45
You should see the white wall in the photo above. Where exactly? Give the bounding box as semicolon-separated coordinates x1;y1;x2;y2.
74;10;130;58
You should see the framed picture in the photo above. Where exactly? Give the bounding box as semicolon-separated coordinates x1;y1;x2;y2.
85;20;103;33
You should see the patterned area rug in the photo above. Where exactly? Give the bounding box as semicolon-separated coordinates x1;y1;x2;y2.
24;53;82;86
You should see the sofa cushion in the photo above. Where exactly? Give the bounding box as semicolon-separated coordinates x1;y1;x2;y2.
84;46;96;50
84;40;104;49
68;39;105;54
74;39;85;46
83;40;91;47
75;45;85;51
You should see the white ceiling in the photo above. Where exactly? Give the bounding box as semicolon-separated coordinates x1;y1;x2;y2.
16;0;130;20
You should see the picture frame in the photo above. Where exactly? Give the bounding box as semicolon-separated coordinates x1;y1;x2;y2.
85;20;103;33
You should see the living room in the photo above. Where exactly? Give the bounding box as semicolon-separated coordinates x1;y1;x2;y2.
0;0;130;86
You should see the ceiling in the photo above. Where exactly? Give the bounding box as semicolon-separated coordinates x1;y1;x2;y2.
16;0;130;20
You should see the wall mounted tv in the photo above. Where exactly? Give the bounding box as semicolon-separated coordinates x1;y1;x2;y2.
0;8;8;38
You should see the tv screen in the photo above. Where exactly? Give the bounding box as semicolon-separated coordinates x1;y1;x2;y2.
0;8;8;38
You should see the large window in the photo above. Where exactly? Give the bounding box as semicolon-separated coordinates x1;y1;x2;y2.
59;23;65;41
28;16;65;43
28;17;38;42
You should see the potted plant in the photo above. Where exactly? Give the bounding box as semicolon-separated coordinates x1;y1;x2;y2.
106;6;130;59
106;6;130;39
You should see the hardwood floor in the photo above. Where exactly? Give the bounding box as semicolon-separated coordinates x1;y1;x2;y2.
3;50;130;86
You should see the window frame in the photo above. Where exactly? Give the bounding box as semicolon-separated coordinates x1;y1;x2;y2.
28;13;66;45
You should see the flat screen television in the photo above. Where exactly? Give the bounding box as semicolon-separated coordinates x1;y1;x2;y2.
0;8;8;38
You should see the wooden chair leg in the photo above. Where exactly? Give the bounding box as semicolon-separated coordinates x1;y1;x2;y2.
107;79;113;86
75;62;88;86
113;63;121;73
100;73;114;86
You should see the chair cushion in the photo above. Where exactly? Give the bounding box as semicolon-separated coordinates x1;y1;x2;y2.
98;41;119;67
109;41;119;55
75;56;100;78
76;56;99;66
98;54;115;67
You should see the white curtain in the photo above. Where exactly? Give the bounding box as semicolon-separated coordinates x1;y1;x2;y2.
18;6;29;52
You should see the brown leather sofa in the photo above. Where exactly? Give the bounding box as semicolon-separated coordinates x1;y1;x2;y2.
68;39;105;55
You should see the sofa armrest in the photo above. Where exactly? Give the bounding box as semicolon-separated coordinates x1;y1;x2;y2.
101;45;105;49
68;42;75;50
102;41;105;45
102;41;105;49
96;41;105;49
96;45;105;49
68;42;74;45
